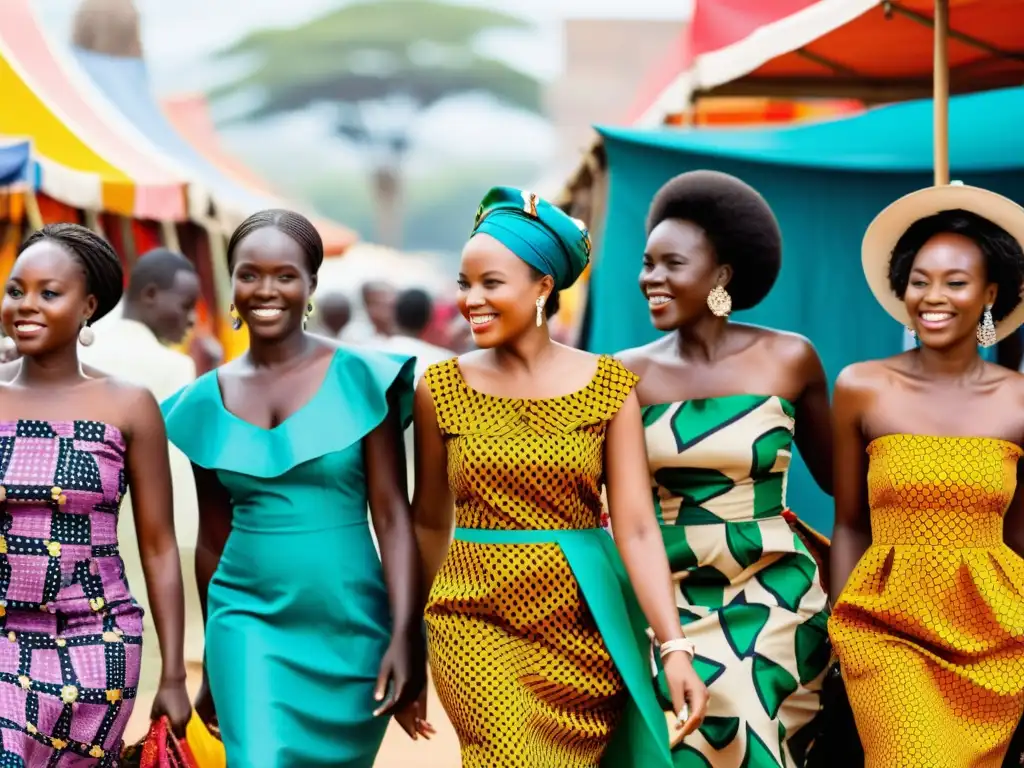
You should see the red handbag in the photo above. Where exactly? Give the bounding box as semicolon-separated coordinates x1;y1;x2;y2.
121;717;199;768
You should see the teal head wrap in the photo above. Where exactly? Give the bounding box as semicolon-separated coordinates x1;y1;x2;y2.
470;186;591;291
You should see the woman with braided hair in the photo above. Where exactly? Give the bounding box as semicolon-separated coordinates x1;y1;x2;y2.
0;223;191;764
161;209;428;766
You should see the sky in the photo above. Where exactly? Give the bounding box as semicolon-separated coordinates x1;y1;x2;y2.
32;0;691;174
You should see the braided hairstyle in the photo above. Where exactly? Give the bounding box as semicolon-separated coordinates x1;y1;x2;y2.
226;209;324;276
18;223;124;324
888;209;1024;322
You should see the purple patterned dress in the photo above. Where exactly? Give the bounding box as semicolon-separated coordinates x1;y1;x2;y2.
0;420;143;765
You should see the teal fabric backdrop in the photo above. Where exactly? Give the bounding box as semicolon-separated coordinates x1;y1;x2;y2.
585;87;1024;534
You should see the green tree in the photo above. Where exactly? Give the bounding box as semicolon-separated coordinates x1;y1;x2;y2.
210;0;541;247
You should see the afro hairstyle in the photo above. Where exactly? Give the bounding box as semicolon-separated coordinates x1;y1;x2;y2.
646;170;781;311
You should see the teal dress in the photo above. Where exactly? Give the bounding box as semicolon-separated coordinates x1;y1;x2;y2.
161;346;416;768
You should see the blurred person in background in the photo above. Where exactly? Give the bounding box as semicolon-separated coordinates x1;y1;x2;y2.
162;209;428;766
0;224;190;762
312;291;352;340
79;247;204;731
362;280;397;342
379;288;454;382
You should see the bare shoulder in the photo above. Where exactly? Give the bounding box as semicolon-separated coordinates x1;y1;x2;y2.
615;336;671;376
95;376;159;412
988;363;1024;405
834;358;894;398
751;326;818;365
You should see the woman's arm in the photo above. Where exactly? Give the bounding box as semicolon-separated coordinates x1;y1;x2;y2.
124;387;191;731
366;389;425;714
410;377;454;594
790;339;834;496
193;465;232;635
191;463;232;724
829;366;874;602
604;390;708;732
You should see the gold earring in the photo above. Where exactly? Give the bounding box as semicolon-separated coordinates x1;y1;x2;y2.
304;301;313;331
707;286;732;317
229;304;242;331
536;296;545;327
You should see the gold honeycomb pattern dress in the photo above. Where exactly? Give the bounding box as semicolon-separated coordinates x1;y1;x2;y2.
423;356;672;768
829;435;1024;767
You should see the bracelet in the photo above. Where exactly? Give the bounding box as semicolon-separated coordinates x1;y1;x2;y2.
659;637;696;660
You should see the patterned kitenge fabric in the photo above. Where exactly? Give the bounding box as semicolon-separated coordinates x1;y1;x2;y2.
829;435;1024;767
0;420;142;766
425;356;655;768
642;395;830;767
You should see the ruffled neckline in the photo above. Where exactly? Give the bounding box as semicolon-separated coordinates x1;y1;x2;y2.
161;346;415;479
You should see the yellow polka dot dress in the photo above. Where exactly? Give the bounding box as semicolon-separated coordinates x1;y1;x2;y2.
829;435;1024;767
423;357;671;768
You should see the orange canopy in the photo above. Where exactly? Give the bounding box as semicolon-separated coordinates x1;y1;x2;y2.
633;0;1024;125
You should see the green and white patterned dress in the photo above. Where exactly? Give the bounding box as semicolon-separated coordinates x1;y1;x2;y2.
642;394;829;767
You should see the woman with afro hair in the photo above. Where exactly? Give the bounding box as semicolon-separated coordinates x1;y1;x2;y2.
830;184;1024;767
618;170;833;767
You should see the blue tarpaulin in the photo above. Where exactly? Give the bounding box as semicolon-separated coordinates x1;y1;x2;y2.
0;140;31;186
73;48;272;219
586;87;1024;534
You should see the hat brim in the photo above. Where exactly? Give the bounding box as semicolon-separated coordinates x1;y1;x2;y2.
862;184;1024;343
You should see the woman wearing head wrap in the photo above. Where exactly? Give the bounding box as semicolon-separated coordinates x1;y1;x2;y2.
830;184;1024;767
0;224;191;763
413;187;707;767
617;171;833;767
161;210;428;766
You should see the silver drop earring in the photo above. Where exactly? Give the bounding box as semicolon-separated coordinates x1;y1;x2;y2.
535;296;545;327
977;304;997;348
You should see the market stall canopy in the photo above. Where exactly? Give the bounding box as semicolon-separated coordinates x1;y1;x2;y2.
588;85;1024;533
0;140;31;186
611;85;1024;173
73;48;271;228
161;93;357;255
634;0;1024;127
0;0;187;219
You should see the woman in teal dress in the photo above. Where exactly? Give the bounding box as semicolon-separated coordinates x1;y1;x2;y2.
618;172;833;767
161;210;428;767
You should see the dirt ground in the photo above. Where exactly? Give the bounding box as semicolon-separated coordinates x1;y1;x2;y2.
126;665;462;767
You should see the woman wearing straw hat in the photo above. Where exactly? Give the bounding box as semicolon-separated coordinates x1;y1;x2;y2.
830;183;1024;767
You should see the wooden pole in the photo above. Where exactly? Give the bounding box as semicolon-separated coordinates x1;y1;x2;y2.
933;0;950;185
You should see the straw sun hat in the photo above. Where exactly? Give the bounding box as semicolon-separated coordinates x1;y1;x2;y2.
861;181;1024;343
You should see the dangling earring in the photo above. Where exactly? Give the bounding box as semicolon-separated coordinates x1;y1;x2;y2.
303;301;313;331
0;336;17;359
706;285;732;317
229;304;242;331
977;304;997;348
78;322;95;347
536;296;546;327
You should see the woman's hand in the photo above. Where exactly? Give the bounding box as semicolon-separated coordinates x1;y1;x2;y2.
394;688;436;741
193;667;217;729
663;652;708;737
151;677;192;737
373;629;427;718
